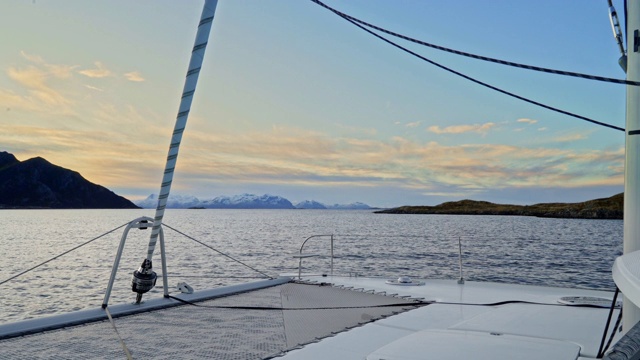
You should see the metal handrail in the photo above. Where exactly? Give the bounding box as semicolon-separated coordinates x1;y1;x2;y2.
296;234;334;279
102;217;168;308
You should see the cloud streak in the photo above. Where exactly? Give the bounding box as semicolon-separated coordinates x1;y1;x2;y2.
0;53;623;205
172;127;623;195
124;71;145;82
428;122;496;134
2;120;624;204
78;61;111;78
3;55;76;113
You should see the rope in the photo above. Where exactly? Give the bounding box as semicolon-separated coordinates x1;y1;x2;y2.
163;223;274;279
310;0;635;86
167;294;421;311
0;222;130;287
310;0;625;132
104;306;133;360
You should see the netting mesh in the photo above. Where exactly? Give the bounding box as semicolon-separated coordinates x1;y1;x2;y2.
0;282;420;359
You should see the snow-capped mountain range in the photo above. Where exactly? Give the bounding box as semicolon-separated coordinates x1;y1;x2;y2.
135;193;373;210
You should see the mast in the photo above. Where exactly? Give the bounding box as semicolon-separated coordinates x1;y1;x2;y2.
624;0;640;332
131;0;219;303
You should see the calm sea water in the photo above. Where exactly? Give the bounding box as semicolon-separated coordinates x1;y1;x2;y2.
0;209;623;325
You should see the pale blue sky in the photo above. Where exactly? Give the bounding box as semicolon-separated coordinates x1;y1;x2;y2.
0;1;628;207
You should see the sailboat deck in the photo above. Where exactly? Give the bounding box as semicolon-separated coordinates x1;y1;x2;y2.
277;276;619;359
0;275;620;359
0;279;418;359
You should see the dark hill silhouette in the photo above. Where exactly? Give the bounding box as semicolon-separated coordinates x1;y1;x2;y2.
0;151;139;209
376;193;623;219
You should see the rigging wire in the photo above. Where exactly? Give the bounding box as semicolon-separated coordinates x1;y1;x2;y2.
311;0;634;86
625;0;629;42
0;222;130;287
163;223;274;280
608;0;627;58
0;221;273;286
309;0;625;132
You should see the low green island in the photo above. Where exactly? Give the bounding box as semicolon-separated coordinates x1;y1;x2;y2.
375;193;623;219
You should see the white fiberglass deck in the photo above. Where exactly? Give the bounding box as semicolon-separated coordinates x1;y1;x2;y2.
0;275;618;360
277;275;619;360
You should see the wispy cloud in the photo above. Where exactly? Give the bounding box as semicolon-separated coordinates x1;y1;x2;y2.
4;56;75;111
20;51;77;78
0;124;166;189
0;51;621;204
169;126;623;194
84;85;103;92
2;119;624;203
78;61;111;78
334;123;377;136
124;71;144;82
517;118;538;124
552;132;589;142
20;51;44;64
427;122;495;134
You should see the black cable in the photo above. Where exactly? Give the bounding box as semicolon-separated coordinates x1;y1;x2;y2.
311;0;636;86
603;309;624;356
167;280;615;311
0;221;130;287
163;223;274;279
168;295;615;310
598;287;620;357
310;0;625;132
167;294;420;310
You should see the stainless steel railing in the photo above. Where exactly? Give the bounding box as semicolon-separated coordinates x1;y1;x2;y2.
295;234;334;279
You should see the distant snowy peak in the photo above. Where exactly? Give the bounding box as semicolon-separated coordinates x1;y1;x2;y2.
295;200;372;209
294;200;327;209
326;202;372;210
202;194;294;209
136;194;201;209
136;193;294;209
135;194;371;210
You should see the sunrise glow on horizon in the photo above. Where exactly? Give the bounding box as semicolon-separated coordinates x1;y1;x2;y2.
0;1;627;207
